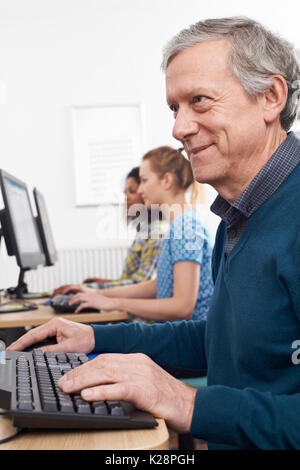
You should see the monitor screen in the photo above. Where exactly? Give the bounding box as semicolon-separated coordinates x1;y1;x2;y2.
0;169;45;269
33;188;57;266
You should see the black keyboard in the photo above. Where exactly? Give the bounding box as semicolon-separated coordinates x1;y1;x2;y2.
50;294;99;313
0;350;157;430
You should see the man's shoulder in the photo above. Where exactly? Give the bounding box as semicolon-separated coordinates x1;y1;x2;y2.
273;158;300;201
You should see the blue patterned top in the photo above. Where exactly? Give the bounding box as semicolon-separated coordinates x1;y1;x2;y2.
156;209;214;320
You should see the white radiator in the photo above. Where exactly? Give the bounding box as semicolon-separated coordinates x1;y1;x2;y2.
25;245;129;292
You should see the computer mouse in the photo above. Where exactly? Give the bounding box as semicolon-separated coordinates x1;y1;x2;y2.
50;294;99;313
23;336;57;352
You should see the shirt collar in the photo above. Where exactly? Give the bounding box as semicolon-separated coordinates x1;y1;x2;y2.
211;131;300;225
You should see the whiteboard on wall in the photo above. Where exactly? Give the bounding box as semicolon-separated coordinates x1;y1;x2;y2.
71;104;144;206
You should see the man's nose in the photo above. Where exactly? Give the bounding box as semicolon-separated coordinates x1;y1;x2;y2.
172;111;199;142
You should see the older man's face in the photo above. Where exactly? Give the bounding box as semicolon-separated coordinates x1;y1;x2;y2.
166;39;266;192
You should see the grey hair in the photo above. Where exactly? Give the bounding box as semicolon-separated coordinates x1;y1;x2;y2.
162;17;300;131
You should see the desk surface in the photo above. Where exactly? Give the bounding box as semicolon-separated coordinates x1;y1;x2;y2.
0;414;169;450
0;300;128;328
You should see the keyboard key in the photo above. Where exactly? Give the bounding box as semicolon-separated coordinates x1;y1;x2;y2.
56;353;67;364
45;352;57;359
33;348;44;355
78;355;89;364
17;392;32;402
59;402;74;413
18;401;33;410
46;358;58;365
43;401;58;412
77;403;92;414
67;353;78;361
92;401;109;415
107;401;126;416
70;361;81;369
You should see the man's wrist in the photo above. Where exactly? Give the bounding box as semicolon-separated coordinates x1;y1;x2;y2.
170;381;197;434
182;384;198;433
89;324;96;351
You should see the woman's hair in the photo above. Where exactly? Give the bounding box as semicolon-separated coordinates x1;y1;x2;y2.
126;165;162;227
142;146;193;190
142;146;203;207
126;166;140;184
161;16;300;131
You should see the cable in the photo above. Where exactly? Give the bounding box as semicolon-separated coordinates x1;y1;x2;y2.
0;427;27;444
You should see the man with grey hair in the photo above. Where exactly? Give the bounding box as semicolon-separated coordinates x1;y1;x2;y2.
8;17;300;449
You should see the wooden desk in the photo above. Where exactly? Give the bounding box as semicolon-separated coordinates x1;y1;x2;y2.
0;300;128;329
0;414;169;450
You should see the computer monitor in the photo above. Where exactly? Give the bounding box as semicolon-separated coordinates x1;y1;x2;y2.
33;188;57;267
0;169;45;298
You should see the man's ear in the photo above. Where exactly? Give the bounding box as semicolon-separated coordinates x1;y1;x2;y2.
262;75;288;124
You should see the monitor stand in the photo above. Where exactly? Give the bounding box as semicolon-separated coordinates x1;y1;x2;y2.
0;268;39;313
6;268;50;300
0;234;47;313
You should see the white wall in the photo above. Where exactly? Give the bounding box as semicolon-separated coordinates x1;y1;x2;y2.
0;0;299;252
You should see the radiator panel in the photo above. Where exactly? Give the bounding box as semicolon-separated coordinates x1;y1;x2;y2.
25;246;128;292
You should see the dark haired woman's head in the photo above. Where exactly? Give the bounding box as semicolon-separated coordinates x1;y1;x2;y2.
126;166;140;185
124;166;143;211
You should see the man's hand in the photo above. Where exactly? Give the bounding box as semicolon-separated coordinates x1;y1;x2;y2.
58;353;197;433
7;318;95;353
51;284;92;298
69;291;117;313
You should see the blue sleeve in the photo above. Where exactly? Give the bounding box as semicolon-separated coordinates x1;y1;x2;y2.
92;320;207;370
191;385;300;449
170;211;205;265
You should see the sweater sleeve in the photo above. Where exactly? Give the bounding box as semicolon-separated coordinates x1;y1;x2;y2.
91;320;207;370
191;385;300;449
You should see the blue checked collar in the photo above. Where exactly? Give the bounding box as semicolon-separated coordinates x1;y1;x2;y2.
211;132;300;227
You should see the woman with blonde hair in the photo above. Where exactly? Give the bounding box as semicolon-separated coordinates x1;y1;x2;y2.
65;146;214;322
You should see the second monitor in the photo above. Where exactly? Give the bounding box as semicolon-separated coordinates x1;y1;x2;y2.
33;187;57;267
0;169;57;301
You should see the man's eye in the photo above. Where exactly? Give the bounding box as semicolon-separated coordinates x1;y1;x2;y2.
169;104;178;113
193;96;207;103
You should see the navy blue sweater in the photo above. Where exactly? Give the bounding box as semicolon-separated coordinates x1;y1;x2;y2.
92;160;300;449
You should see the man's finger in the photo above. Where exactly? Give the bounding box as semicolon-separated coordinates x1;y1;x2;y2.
58;356;125;392
7;321;58;351
81;383;130;402
41;337;81;354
